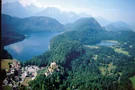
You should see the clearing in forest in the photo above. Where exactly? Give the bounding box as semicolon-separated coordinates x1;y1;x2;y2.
22;77;32;86
130;76;135;89
99;63;116;75
84;45;99;49
1;59;13;69
114;48;130;56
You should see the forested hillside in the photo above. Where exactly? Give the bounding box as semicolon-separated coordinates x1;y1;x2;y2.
2;14;64;34
24;18;135;90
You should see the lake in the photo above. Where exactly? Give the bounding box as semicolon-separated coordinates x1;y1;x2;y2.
4;32;60;61
97;40;119;46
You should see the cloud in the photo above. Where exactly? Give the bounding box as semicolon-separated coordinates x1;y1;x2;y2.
9;44;23;54
19;0;42;7
19;0;31;7
29;0;42;7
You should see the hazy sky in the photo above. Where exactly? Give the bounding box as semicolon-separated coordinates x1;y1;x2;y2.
2;0;135;23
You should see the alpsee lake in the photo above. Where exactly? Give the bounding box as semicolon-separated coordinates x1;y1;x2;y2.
4;32;60;61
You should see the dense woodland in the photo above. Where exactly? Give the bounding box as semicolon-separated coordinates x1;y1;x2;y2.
1;29;25;47
2;14;64;34
24;18;135;90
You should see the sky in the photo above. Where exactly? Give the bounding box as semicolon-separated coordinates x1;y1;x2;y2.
2;0;135;23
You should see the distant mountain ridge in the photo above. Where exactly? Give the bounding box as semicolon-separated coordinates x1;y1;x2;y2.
2;1;90;24
95;17;111;26
35;7;81;24
25;4;44;14
105;21;133;31
2;1;30;18
2;14;64;34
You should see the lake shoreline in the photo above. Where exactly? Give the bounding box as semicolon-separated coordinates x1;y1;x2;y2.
4;32;61;61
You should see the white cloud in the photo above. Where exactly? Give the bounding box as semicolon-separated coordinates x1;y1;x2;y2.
19;0;31;7
9;44;23;54
19;0;42;7
30;0;42;7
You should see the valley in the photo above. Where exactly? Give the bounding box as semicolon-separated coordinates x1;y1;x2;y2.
1;1;135;89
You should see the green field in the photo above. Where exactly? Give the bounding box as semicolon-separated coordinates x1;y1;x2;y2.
22;77;32;86
93;55;98;60
99;63;116;75
111;47;130;56
108;63;116;71
99;67;106;75
1;59;13;69
2;86;12;90
130;76;135;89
114;48;129;56
84;45;99;49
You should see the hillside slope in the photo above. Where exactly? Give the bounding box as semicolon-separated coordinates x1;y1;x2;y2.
2;14;64;34
25;18;135;90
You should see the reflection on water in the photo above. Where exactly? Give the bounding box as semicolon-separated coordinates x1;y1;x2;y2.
97;40;119;46
4;32;59;61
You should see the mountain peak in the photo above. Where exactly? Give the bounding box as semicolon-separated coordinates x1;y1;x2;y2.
3;1;22;6
2;1;30;18
72;17;102;30
105;21;133;31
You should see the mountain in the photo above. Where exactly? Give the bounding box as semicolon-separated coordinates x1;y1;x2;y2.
105;21;133;31
1;14;25;60
2;14;64;34
35;7;62;20
1;14;25;46
2;1;30;18
128;21;135;31
65;17;103;31
95;17;111;26
17;16;64;33
35;7;80;24
25;4;44;14
56;17;110;45
2;1;90;24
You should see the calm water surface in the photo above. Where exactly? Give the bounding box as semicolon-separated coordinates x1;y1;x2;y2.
4;32;60;61
97;41;119;46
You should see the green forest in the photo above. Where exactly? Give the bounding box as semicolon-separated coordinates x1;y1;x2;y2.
24;18;135;90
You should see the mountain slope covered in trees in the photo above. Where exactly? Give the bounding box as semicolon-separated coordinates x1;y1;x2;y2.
24;18;135;90
2;14;64;34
